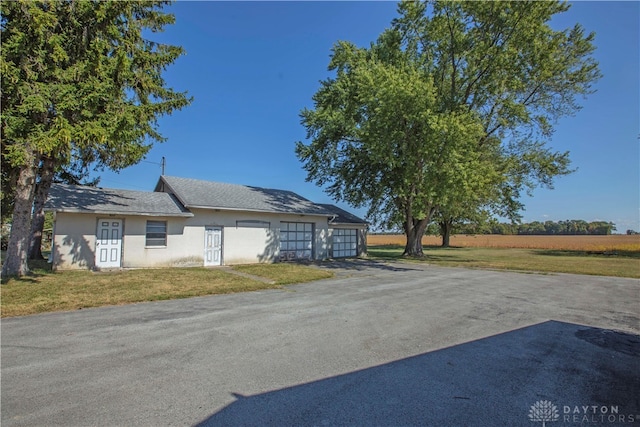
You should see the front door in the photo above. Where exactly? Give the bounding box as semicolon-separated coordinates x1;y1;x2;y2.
96;219;122;268
204;227;222;266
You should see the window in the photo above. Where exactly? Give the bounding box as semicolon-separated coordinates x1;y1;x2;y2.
146;220;167;246
332;229;357;258
280;222;313;260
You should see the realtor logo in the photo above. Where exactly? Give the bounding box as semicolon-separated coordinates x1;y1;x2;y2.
529;400;560;426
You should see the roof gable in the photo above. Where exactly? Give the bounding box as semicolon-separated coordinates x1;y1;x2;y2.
156;176;333;217
45;183;193;217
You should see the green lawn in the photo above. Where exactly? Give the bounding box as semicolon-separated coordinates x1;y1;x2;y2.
367;245;640;278
1;263;332;318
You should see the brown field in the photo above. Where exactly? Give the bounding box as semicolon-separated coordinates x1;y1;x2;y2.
368;234;640;252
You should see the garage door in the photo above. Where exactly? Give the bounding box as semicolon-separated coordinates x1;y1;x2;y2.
332;229;357;258
280;222;313;260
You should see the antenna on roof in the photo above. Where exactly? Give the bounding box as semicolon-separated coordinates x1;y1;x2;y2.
142;156;166;175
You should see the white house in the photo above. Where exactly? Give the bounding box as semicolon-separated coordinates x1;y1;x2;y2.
45;176;367;270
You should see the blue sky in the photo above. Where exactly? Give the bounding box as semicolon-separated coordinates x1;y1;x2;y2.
93;1;640;232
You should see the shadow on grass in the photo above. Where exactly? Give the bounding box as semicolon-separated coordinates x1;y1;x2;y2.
367;245;477;264
1;271;50;285
422;255;477;263
536;249;640;259
1;259;52;284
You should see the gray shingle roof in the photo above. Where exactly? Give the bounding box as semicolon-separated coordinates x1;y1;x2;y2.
156;176;334;216
318;204;368;225
45;183;193;217
45;177;366;222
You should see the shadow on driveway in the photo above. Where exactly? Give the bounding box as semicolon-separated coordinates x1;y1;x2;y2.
304;258;422;273
196;321;640;427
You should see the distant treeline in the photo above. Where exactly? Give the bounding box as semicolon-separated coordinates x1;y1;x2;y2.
448;219;617;236
372;220;626;236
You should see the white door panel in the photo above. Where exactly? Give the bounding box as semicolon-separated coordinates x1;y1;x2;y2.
204;227;222;266
96;219;122;268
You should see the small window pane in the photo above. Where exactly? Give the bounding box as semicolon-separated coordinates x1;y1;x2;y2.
146;221;167;246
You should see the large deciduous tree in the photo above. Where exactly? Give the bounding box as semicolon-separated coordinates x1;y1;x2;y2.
296;0;600;256
1;1;191;278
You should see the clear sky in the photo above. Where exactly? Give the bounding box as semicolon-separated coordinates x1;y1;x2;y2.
92;1;640;233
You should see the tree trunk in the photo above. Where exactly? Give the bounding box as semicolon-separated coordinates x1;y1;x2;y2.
403;217;430;257
440;220;453;247
1;156;39;279
403;220;418;256
29;156;56;260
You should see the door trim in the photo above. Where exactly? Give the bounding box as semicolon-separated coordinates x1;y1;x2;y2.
95;218;123;269
204;226;223;266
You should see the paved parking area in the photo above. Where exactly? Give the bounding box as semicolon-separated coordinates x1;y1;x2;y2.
2;261;639;426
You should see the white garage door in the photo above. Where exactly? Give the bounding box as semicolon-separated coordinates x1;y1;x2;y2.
332;229;357;258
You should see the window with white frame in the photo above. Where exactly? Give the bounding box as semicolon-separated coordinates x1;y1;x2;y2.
280;222;313;260
146;220;167;246
332;229;357;258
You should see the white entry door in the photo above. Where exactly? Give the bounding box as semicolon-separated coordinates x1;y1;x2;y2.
204;227;222;266
96;219;122;268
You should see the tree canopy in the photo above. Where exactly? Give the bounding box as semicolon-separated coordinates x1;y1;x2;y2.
296;0;600;256
1;0;191;278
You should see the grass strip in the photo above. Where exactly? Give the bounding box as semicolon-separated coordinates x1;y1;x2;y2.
1;264;333;318
368;245;640;278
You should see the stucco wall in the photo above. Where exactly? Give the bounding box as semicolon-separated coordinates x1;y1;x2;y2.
51;213;98;270
51;209;332;269
121;216;203;268
224;226;276;264
188;208;330;265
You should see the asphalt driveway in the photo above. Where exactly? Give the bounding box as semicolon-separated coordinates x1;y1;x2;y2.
2;261;639;426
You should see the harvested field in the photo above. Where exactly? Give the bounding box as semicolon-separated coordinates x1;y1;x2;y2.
368;234;640;252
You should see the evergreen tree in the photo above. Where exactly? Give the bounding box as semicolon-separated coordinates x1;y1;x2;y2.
1;1;191;278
